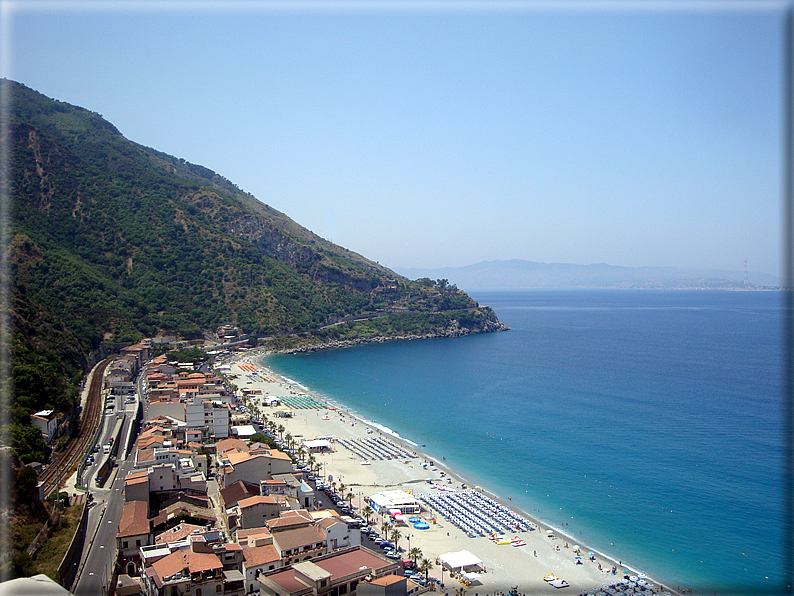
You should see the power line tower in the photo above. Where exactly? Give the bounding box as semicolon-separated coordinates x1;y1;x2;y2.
743;259;749;287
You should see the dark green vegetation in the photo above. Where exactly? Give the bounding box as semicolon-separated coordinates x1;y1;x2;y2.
5;79;505;462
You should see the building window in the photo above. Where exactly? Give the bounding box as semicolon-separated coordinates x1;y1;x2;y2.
216;586;221;593
196;589;202;596
122;541;128;549
136;539;141;547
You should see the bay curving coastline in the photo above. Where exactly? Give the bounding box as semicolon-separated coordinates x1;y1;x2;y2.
220;345;681;594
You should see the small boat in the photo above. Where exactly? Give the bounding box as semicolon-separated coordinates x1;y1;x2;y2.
496;539;512;545
360;459;371;465
512;539;526;547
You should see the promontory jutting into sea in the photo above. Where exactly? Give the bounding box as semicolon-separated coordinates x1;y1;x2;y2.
261;289;785;595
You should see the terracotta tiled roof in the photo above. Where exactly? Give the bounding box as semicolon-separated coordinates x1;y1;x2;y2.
238;495;278;509
317;517;343;530
216;438;249;456
235;527;272;544
118;501;150;538
125;470;149;486
219;480;260;508
241;544;281;568
154;523;205;544
136;448;155;464
369;574;406;586
150;549;222;580
313;548;397;579
271;525;326;553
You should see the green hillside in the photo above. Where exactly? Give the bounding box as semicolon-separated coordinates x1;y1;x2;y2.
3;79;506;463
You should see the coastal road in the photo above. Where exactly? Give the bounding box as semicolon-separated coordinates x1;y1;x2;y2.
73;385;140;596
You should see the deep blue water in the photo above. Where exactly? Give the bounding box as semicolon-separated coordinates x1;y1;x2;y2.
263;290;787;594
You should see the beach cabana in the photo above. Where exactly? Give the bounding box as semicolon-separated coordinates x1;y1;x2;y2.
439;550;483;572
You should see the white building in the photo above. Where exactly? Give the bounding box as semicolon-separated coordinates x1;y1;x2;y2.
30;410;57;444
367;490;421;515
185;396;229;439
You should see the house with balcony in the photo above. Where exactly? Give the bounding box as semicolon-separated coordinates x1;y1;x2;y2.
118;501;153;576
241;544;282;594
142;541;244;596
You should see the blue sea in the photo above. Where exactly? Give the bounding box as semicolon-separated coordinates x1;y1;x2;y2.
262;290;787;595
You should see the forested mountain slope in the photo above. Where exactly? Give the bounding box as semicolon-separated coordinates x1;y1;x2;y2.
4;79;505;462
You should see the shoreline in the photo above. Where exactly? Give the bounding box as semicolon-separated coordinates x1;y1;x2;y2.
220;347;677;594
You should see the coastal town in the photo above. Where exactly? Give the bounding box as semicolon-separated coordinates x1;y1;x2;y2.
25;334;679;596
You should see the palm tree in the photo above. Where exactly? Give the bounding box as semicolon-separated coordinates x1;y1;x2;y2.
346;491;355;506
389;528;402;550
409;547;422;564
297;446;306;462
284;432;293;451
381;521;391;538
306;454;316;471
419;558;434;581
277;423;285;439
362;505;373;525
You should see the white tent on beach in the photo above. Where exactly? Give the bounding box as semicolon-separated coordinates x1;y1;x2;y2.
439;550;483;572
302;439;332;453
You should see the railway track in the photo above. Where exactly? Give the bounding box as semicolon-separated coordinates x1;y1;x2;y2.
40;358;111;497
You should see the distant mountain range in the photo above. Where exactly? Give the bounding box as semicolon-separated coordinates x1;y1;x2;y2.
394;259;781;291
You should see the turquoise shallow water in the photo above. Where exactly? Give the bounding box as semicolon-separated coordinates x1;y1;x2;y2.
263;290;787;595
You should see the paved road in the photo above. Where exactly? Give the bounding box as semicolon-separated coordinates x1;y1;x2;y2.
72;386;139;596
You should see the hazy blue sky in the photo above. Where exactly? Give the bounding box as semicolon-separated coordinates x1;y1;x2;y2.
4;1;786;277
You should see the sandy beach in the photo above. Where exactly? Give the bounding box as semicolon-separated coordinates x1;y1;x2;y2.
224;353;673;595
